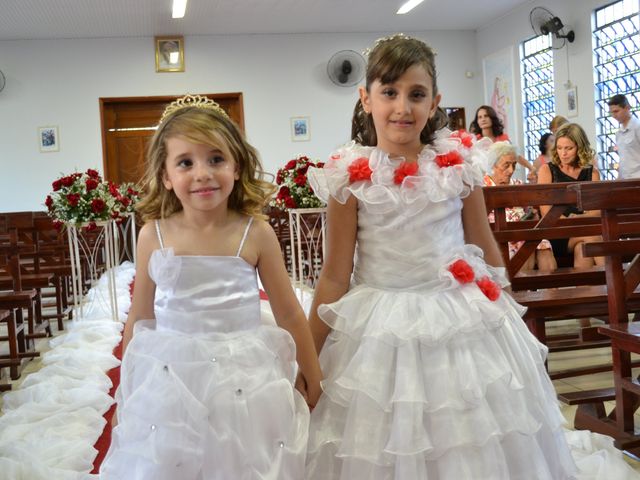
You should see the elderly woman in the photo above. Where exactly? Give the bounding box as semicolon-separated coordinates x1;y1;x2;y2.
484;142;557;271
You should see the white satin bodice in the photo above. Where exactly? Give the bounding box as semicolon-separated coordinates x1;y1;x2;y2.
353;195;465;290
149;251;261;334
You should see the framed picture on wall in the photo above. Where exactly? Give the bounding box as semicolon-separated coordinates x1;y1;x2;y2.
155;36;185;72
291;117;310;142
38;126;59;152
567;87;578;117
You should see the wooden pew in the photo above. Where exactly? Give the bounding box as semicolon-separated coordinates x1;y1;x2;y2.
483;180;640;380
563;181;640;454
0;308;25;391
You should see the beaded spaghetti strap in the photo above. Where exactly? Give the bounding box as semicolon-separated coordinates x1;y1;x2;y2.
154;220;165;249
236;217;254;257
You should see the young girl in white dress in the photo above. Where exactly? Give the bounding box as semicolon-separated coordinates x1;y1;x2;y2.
99;95;322;479
303;35;640;479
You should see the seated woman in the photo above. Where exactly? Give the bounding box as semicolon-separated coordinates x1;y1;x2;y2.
537;123;605;268
470;105;535;176
484;142;557;271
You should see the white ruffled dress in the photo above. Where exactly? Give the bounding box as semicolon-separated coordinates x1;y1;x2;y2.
305;131;639;480
99;220;309;480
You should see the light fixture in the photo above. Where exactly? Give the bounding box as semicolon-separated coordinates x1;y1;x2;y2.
172;0;188;18
396;0;425;14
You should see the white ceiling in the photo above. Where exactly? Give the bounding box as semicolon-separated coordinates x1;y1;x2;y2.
0;0;533;41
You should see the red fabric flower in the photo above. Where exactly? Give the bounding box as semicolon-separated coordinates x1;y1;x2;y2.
66;193;80;207
448;259;475;284
347;157;373;183
294;174;307;186
435;151;464;168
450;130;474;148
91;198;106;214
393;161;419;185
85;178;99;191
285;159;298;170
476;276;501;301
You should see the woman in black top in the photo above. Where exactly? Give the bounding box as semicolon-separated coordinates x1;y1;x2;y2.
537;123;604;268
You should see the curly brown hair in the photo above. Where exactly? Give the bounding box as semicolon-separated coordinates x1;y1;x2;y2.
351;35;448;147
136;106;275;222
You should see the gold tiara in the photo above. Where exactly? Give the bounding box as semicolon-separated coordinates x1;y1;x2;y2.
159;94;229;124
362;33;409;57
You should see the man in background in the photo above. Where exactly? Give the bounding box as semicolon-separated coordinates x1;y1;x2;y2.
608;94;640;179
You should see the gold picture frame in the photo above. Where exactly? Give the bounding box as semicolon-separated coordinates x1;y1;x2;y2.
155;36;185;73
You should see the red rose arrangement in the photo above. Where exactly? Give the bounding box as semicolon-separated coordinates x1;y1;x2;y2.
448;258;501;301
272;155;325;210
45;169;140;231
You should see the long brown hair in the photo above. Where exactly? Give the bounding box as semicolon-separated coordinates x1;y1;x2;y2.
351;35;448;146
136;107;275;222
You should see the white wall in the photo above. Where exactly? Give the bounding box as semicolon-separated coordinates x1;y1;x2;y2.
476;0;613;153
0;30;479;212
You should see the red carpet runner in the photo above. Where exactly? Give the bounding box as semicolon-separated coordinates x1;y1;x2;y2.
90;284;269;473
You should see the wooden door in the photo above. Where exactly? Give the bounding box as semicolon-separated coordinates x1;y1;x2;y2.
100;93;245;185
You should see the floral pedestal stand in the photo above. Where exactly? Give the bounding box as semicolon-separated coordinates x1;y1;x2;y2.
66;220;119;320
288;208;327;305
116;212;137;265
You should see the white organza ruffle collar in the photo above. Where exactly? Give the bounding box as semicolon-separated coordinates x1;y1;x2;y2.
306;128;493;216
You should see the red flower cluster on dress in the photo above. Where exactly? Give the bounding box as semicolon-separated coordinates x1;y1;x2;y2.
476;276;501;301
393;161;419;185
448;259;501;301
448;259;475;283
272;155;325;210
347;157;373;183
435;151;464;168
450;130;474;149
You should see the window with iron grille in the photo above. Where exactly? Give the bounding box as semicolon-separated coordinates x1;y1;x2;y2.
520;35;555;164
593;0;640;179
